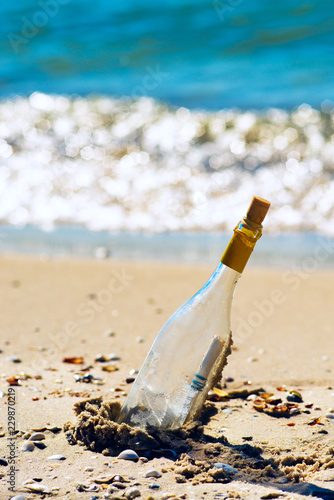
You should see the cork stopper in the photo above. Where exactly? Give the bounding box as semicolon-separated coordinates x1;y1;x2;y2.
246;196;270;224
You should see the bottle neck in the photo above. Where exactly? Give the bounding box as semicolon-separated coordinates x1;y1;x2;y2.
221;217;263;273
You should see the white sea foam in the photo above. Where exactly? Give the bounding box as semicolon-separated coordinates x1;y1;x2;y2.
0;93;334;235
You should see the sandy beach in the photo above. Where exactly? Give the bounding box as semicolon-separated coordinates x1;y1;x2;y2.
0;254;334;500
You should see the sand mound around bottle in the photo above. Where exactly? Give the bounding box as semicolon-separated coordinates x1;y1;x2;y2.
63;396;211;457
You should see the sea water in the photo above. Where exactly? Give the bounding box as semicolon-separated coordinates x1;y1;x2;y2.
0;0;333;257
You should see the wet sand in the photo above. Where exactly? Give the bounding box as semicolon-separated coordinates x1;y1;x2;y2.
0;255;334;499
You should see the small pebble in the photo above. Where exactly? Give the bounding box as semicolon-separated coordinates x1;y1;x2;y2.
21;441;35;452
247;357;258;362
113;475;126;482
0;391;6;397
103;329;115;337
113;481;126;489
214;463;237;474
136;336;144;343
108;353;121;361
84;466;94;472
126;377;135;384
48;454;66;460
148;484;160;489
95;354;109;362
125;487;141;499
129;369;139;375
30;432;46;441
143;469;161;478
0;457;8;466
276;477;288;484
25;484;50;493
326;413;334;419
6;355;21;363
118;449;139;461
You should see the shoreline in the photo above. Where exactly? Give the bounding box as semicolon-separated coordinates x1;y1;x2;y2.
1;227;334;269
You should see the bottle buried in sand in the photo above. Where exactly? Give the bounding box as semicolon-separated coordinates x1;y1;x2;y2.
117;196;271;430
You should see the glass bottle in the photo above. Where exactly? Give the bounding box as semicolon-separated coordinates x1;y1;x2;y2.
117;196;270;430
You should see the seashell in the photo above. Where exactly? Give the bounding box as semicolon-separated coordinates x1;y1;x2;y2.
287;390;303;403
92;475;115;484
21;441;34;452
76;482;99;492
143;469;161;478
23;479;36;485
25;484;50;493
118;449;139;461
45;425;61;433
47;454;66;460
29;432;45;441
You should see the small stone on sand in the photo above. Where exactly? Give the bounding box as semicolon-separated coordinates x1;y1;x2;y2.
118;449;139;461
48;454;66;460
143;469;161;478
6;355;21;363
21;441;34;452
25;484;50;493
30;432;45;441
125;486;141;499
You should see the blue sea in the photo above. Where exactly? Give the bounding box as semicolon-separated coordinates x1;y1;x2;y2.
0;0;334;262
1;0;333;109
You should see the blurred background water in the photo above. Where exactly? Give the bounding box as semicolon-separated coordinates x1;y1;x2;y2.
0;0;334;262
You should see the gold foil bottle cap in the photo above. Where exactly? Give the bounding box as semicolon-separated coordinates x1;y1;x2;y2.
246;196;271;225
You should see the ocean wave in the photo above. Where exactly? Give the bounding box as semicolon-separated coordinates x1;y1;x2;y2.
0;93;333;235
